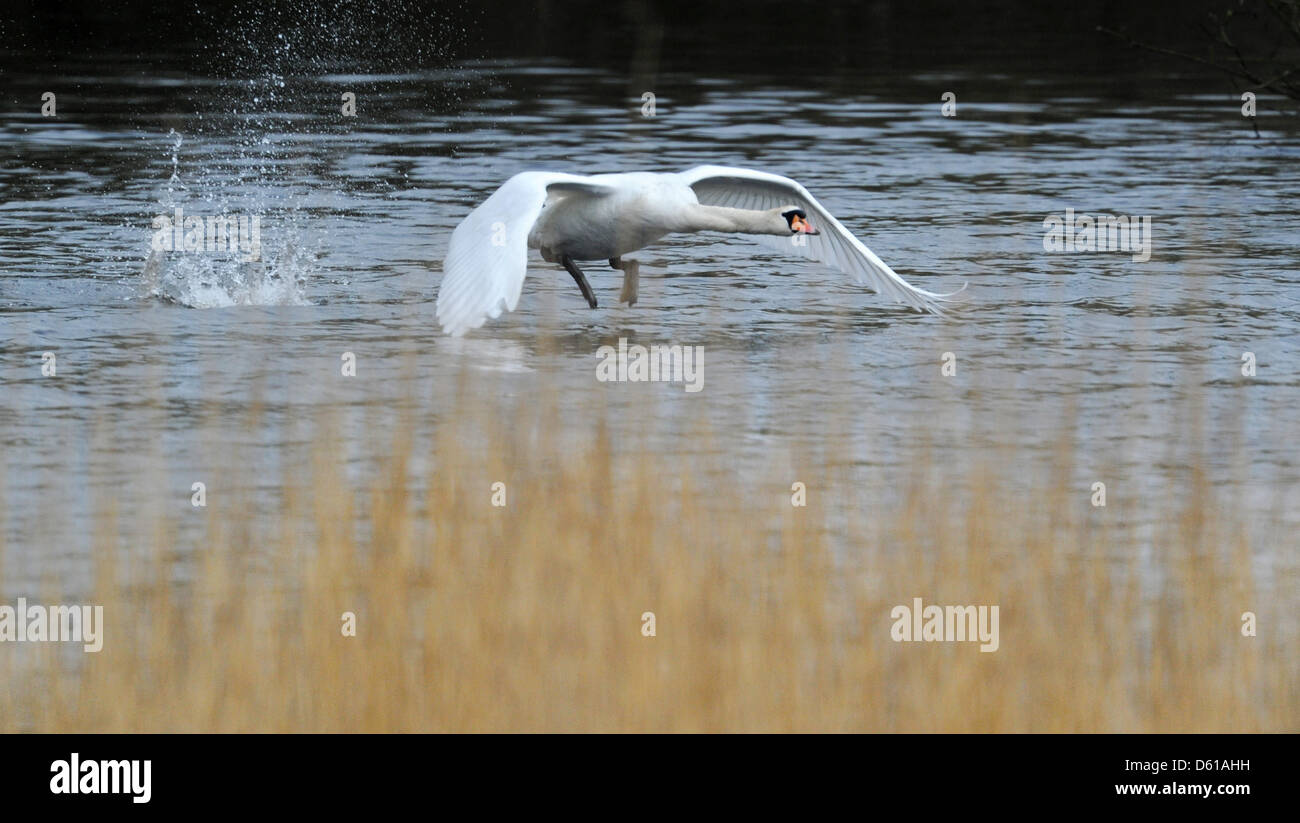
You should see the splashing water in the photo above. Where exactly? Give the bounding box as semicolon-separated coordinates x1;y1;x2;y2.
130;1;473;309
141;241;313;308
141;128;318;307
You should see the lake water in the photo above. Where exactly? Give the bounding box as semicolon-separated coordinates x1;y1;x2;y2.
2;44;1298;594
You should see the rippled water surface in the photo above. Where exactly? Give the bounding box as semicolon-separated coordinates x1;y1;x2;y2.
2;47;1298;591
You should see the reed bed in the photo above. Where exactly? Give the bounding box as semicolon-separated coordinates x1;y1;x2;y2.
0;369;1294;733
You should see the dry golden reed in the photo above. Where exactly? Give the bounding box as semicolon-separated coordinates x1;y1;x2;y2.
1;370;1295;733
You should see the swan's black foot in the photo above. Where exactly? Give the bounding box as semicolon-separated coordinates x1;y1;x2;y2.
561;255;597;309
609;257;639;306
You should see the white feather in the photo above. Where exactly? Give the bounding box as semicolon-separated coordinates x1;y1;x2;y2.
679;165;966;314
437;172;613;337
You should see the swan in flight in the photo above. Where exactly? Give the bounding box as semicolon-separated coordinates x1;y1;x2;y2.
437;165;964;336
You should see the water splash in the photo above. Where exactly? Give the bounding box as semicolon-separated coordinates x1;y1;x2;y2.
141;129;317;307
166;130;186;196
136;1;475;308
141;240;313;308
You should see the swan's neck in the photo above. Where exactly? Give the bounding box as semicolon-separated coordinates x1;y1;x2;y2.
680;204;780;235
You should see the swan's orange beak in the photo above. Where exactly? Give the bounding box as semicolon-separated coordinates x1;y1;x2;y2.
792;215;819;235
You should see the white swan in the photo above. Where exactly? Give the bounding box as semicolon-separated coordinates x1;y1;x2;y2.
437;165;965;336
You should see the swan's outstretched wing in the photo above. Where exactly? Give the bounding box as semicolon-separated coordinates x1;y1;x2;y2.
679;165;965;313
438;172;614;336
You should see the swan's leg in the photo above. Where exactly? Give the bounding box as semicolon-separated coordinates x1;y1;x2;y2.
560;255;598;309
610;257;639;306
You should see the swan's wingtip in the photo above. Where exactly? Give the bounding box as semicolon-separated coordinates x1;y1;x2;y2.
935;280;969;299
919;282;970;316
933;281;970;308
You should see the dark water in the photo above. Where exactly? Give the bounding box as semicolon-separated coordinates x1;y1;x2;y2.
1;3;1298;593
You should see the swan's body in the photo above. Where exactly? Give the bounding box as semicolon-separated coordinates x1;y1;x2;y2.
531;172;689;260
437;166;964;336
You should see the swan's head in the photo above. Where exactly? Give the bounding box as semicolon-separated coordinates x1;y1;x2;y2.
780;207;819;236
